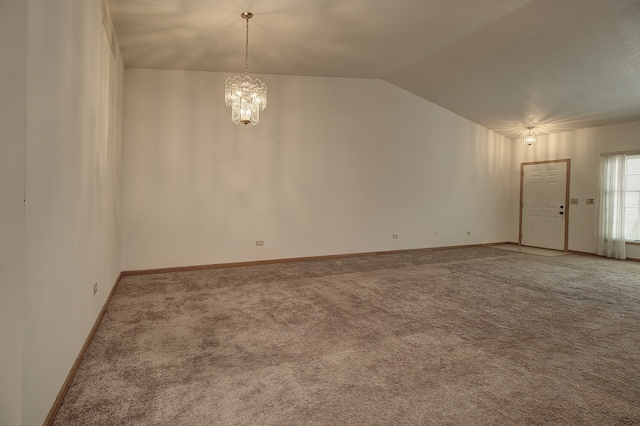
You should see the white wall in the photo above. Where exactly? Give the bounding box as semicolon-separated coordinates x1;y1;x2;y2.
22;1;124;424
0;0;27;424
509;119;640;258
122;69;513;271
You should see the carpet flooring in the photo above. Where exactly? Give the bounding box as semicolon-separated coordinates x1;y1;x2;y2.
53;247;640;425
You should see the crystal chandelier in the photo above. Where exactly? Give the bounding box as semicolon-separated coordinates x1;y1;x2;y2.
524;126;537;146
225;12;267;126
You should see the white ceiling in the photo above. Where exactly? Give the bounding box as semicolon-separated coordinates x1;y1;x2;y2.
107;0;640;139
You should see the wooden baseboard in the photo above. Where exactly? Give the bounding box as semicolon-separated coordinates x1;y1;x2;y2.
122;242;518;277
568;249;640;262
122;252;379;276
567;249;599;257
44;272;123;425
123;243;638;279
374;242;515;256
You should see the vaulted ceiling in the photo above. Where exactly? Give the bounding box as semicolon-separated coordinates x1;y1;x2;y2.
107;0;640;139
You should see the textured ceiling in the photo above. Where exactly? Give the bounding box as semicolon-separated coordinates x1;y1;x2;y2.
107;0;640;139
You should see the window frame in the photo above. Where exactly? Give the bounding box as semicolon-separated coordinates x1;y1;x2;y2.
624;154;640;244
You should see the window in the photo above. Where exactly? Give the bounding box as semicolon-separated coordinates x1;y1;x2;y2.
597;153;639;259
625;155;640;242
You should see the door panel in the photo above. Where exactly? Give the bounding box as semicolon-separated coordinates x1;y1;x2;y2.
521;161;568;251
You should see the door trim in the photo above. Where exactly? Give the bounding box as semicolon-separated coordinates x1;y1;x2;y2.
519;159;571;251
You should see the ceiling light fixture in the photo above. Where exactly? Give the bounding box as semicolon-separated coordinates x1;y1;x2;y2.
225;12;267;126
524;126;537;146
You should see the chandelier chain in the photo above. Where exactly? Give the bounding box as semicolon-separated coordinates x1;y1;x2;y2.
244;15;249;76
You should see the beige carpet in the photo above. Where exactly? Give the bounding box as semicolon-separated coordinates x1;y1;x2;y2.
54;247;640;425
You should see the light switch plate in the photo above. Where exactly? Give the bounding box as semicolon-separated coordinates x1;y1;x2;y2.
586;198;595;205
571;198;579;205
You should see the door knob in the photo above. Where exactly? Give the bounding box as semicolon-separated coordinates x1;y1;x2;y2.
559;211;564;215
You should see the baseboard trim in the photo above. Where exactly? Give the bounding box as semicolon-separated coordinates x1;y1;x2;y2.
122;242;516;276
44;272;123;426
568;249;640;262
567;249;599;257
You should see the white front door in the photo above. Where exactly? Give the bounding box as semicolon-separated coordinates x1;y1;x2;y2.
521;161;568;251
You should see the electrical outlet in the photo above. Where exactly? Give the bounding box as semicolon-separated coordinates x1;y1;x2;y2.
571;198;579;205
466;231;471;235
392;234;398;239
93;283;98;295
434;231;438;237
256;241;264;246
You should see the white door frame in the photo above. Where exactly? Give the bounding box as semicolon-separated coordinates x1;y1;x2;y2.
519;159;571;251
